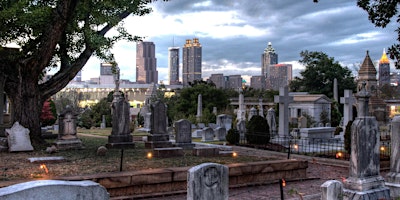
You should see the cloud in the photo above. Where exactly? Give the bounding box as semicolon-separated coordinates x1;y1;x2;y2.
80;0;399;84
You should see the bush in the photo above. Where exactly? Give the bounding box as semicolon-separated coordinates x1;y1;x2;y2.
245;115;270;145
226;129;240;145
40;99;57;126
344;120;353;153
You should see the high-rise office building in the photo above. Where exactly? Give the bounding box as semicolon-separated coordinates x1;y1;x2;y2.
209;74;226;89
266;64;292;90
182;38;202;86
168;47;180;85
136;41;158;84
100;63;114;85
379;49;390;87
261;42;278;77
250;75;266;90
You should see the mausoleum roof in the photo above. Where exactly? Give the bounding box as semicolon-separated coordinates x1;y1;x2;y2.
359;50;377;75
292;94;332;104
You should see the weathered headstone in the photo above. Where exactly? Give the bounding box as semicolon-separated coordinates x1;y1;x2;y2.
212;107;217;115
174;119;195;149
386;114;400;198
342;82;390;199
100;115;106;129
333;78;338;102
201;127;214;142
6;122;33;152
0;180;109;200
298;116;307;128
107;67;134;149
216;114;232;131
196;94;202;122
214;127;227;141
145;101;172;148
187;163;229;200
340;90;356;129
248;107;257;121
258;98;264;118
266;107;277;137
54;106;83;150
321;180;343;200
237;89;246;121
274;86;293;136
236;120;246;140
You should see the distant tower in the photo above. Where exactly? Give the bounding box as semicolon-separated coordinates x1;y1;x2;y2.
261;42;278;78
136;41;158;84
100;63;114;84
182;38;202;86
357;50;387;123
168;47;180;85
379;49;390;87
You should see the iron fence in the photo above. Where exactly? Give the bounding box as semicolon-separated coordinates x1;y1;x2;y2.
238;131;391;161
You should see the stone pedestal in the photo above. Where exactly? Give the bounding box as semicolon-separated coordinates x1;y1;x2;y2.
107;134;134;149
385;114;400;198
144;101;172;149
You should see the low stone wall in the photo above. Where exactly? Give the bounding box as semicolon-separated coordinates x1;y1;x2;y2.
61;159;308;198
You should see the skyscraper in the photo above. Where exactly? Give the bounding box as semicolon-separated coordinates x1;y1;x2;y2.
182;38;202;86
168;47;180;85
379;49;390;87
136;41;158;84
261;42;278;77
267;64;292;90
100;63;114;85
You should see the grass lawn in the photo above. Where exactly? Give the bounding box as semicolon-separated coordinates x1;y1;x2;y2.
0;128;274;182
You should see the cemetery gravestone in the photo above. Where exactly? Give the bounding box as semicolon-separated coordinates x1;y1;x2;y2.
214;127;227;141
248;107;257;121
342;83;390;199
54;106;83;150
386;114;400;198
196;94;202;122
236;120;246;140
6;122;33;152
201;127;214;142
266;108;277;137
216;114;232;131
0;180;109;200
274;86;293;136
187;163;229;200
174;119;195;149
340;90;355;129
145;101;172;148
298;116;307;128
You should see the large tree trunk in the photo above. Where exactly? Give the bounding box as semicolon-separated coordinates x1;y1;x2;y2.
6;65;44;147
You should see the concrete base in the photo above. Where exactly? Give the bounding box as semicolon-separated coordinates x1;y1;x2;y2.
106;142;135;149
174;143;195;149
386;182;400;199
192;147;219;157
54;139;83;150
344;176;386;191
145;141;172;149
108;134;132;143
343;187;390;200
153;147;183;157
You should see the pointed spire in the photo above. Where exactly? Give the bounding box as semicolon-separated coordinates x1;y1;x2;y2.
379;48;389;64
264;42;275;53
359;50;377;75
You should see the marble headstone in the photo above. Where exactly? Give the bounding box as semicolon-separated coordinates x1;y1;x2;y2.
201;127;214;142
6;122;34;152
174;119;195;149
187;163;229;200
55;106;83;150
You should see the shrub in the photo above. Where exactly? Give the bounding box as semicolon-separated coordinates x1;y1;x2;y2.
344;120;353;153
245;115;270;145
40;99;57;126
226;129;240;145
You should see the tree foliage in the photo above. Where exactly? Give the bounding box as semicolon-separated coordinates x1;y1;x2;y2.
40;99;57;127
245;115;270;145
0;0;167;145
166;81;230;124
357;0;400;67
289;51;357;99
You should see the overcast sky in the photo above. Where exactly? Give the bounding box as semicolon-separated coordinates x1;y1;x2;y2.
81;0;398;84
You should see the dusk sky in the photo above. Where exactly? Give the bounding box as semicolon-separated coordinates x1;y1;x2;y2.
81;0;398;84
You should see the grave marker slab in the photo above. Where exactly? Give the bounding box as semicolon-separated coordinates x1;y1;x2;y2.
175;119;195;149
55;106;83;150
201;127;214;142
187;163;229;200
274;86;293;136
0;180;109;200
6;122;33;152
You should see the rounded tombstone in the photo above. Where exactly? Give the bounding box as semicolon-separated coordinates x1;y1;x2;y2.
97;146;108;156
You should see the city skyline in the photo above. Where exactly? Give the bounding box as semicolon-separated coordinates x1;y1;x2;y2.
80;0;399;84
